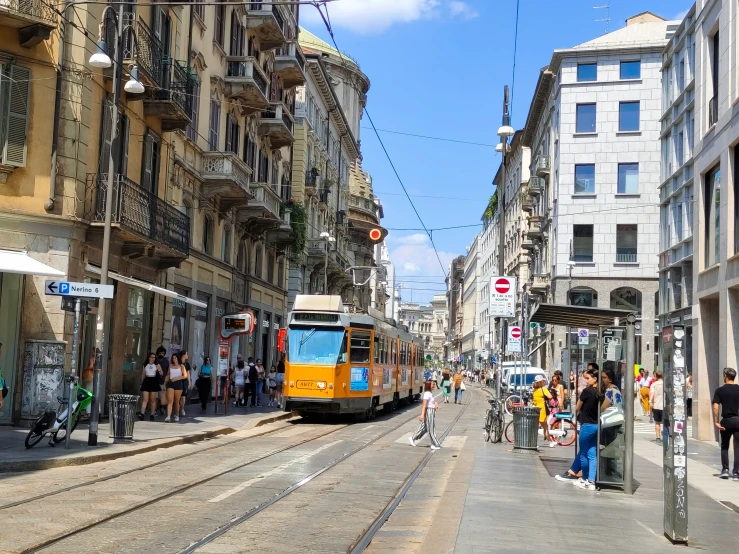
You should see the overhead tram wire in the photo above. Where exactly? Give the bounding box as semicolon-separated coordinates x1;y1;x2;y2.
312;1;450;279
359;127;495;148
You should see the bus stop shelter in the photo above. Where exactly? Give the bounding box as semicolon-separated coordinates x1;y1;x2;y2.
529;303;637;494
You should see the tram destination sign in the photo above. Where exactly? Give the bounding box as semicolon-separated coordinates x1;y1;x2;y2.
293;313;339;323
489;276;516;317
45;280;114;299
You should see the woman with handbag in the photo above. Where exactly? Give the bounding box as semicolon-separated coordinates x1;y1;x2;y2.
532;375;556;447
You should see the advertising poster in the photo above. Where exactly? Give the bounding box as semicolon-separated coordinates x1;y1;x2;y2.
350;367;369;391
217;342;230;377
170;296;187;356
382;368;391;389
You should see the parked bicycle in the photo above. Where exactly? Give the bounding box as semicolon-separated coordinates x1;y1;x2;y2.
504;410;577;446
504;388;532;416
483;397;504;443
25;380;94;448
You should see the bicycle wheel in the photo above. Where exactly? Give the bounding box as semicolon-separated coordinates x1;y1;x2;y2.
24;428;44;449
504;420;515;443
505;395;522;416
551;419;577;447
52;414;79;444
491;413;504;443
483;410;493;442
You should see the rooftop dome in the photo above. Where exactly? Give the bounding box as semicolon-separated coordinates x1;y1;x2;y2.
298;27;360;70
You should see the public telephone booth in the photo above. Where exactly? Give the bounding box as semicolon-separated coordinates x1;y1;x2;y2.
529;304;637;493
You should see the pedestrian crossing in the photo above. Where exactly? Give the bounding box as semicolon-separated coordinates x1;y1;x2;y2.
633;419;693;435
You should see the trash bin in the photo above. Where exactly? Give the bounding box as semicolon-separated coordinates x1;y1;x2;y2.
513;406;541;451
109;394;139;443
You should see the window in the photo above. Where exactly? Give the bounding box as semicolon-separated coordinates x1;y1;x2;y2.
277;256;285;286
574;164;595;194
202;215;213;255
221;225;231;263
192;0;204;21
576;104;596;133
616;224;638;263
141;130;161;194
577;63;597;82
187;81;200;142
236;242;246;272
676;131;684;166
618;101;640;131
705;163;721;267
350;330;371;363
244;133;255;169
267;252;275;283
610;287;642;315
568;287;597;307
677;59;685;92
230;11;245;56
208;98;220;151
735;145;739;254
254;244;263;277
710;32;719;126
573;225;594;262
620;60;641;79
0;64;30;168
214;5;225;48
617;163;639;194
225;114;239;154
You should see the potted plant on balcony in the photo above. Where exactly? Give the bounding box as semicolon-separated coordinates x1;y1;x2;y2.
289;203;307;262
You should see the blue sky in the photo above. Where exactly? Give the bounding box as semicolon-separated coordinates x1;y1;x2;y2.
301;0;691;304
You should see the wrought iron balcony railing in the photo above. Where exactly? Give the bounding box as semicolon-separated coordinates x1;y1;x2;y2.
85;173;189;256
0;0;57;25
121;14;165;87
160;58;194;115
616;253;637;263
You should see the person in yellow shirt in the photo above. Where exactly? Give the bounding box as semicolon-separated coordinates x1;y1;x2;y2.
533;375;556;447
453;371;464;404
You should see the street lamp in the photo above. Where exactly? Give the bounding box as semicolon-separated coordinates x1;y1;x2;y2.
320;231;335;293
86;7;145;446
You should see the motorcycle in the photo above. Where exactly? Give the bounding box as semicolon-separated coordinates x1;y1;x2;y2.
25;381;94;448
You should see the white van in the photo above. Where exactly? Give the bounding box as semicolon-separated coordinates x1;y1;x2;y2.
500;361;531;384
505;366;547;393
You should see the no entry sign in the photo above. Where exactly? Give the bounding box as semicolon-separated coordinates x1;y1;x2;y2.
489;276;516;317
508;326;522;353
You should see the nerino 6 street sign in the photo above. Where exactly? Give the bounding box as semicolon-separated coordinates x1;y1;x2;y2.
489;276;516;317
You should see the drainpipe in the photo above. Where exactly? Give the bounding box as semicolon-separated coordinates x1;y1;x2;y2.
186;2;194;73
46;1;70;213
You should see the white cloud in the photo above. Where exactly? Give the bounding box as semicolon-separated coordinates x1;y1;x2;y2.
671;9;689;21
302;0;477;35
389;233;457;277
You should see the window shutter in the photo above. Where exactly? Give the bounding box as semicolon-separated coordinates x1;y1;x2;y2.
225;117;233;152
120;115;130;177
99;98;113;174
141;133;154;192
3;65;31;167
230;11;237;55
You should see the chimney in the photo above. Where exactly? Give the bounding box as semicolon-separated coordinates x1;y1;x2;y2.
625;11;666;26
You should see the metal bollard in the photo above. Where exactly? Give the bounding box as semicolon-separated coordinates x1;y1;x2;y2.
513;406;541;451
108;394;139;443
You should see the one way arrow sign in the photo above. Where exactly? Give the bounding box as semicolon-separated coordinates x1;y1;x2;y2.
46;281;57;294
45;280;114;299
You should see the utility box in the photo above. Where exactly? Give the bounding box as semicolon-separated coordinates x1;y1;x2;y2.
20;340;66;425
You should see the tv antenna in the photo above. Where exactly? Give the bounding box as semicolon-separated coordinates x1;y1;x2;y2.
593;2;611;34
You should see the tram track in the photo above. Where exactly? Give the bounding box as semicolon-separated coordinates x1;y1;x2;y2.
15;403;422;554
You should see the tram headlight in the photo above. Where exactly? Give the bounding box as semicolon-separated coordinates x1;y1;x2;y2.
289;381;295;387
317;381;327;389
328;383;334;389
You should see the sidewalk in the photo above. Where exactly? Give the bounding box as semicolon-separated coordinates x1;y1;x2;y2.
0;400;293;472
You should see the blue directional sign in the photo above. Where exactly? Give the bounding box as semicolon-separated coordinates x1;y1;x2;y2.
45;280;114;299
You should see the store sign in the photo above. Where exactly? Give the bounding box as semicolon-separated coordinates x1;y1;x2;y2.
489;276;516;317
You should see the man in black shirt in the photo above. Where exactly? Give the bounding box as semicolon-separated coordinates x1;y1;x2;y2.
713;367;739;480
156;346;170;416
245;356;259;407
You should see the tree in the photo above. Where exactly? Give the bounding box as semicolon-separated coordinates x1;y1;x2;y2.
483;191;498;221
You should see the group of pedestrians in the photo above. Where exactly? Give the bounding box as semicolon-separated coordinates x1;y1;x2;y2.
137;347;199;422
231;354;285;408
431;368;466;404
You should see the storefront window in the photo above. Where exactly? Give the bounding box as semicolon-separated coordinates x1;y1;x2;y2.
170;287;189;356
123;288;152;394
194;292;210;372
0;273;21;422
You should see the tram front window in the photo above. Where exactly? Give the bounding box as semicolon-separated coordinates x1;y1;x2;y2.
288;327;346;364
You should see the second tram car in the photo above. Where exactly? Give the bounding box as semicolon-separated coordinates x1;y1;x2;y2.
283;295;425;418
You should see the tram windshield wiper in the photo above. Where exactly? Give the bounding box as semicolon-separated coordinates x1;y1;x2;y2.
298;328;317;354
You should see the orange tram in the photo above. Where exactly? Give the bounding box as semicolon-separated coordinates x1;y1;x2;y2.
283;295;425;420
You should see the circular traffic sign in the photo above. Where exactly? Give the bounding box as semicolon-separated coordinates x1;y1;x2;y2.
369;228;382;241
511;327;521;339
494;278;510;294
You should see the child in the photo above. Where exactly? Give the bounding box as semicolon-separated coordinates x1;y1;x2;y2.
268;365;278;407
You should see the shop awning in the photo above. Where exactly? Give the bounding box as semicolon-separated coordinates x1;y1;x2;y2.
530;303;633;328
85;264;208;308
0;249;65;277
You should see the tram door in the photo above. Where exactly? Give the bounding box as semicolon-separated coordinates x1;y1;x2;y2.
596;326;627;488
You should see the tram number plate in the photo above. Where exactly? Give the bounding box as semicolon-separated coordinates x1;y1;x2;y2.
297;380;316;389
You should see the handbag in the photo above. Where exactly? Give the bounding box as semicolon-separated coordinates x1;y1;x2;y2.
600;406;625;428
460;382;466;391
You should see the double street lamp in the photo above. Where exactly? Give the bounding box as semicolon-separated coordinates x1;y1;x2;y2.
85;6;145;446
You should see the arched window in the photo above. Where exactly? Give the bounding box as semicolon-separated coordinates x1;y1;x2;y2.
568;287;597;307
202;215;213;255
180;200;193;246
611;287;642;316
221;225;232;264
236;241;246;273
254;244;263;278
267;252;275;283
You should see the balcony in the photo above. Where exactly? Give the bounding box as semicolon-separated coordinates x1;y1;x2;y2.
306;238;326;259
237;182;281;227
616;253;638;263
521;190;534;213
304;169;319;197
84;173;189;265
274;42;306;88
120;14;165;88
258;103;294;148
522;238;536;251
267;208;295;249
528;177;544;197
144;59;194;131
349;194;378;220
535;155;550;178
526;217;543;239
0;0;56;47
531;273;549;294
225;56;270;113
247;0;286;50
201;152;252;211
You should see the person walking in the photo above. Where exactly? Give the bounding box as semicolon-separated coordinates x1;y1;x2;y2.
408;381;441;450
267;365;278;407
164;353;188;422
138;352;162;421
550;371;565;410
440;368;451;403
532;375;556;447
155;346;169;416
713;367;739;480
232;360;246;407
246;357;259;407
453;370;464;404
276;352;286;406
179;351;192;417
638;369;651;420
196;356;213;411
255;359;265;407
649;370;664;441
686;373;693;419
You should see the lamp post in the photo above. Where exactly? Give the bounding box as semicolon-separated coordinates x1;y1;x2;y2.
320;231;335;294
495;85;515;400
566;259;575;405
86;6;145;445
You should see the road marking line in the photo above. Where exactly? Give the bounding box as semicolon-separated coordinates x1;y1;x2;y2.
208;440;342;503
635;519;659;537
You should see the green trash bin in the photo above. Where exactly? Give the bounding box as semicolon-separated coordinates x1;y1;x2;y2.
513;406;541;451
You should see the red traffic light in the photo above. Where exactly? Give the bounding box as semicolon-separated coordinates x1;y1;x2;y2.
369;228;382;241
